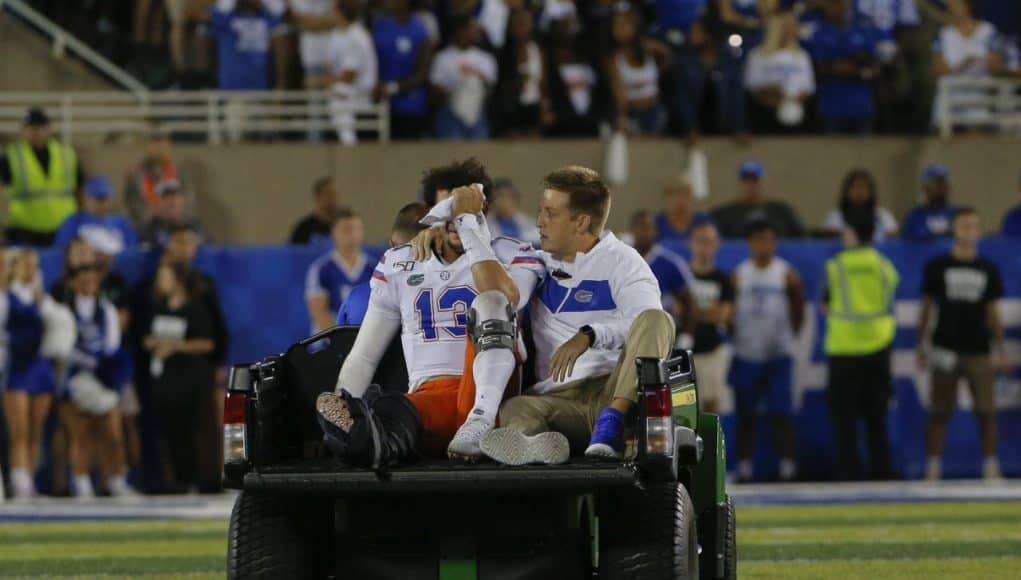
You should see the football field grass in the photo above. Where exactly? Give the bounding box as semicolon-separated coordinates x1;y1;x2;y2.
0;500;1018;578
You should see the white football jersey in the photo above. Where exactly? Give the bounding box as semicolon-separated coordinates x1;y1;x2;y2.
367;237;543;389
732;257;793;362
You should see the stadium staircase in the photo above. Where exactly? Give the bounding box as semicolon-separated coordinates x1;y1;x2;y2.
0;0;136;93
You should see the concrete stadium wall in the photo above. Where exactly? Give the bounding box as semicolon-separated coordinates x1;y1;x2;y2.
72;137;1021;245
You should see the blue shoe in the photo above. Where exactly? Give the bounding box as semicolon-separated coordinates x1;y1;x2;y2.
585;408;625;459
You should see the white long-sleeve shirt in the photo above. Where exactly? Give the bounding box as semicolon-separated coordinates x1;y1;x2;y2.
528;231;663;394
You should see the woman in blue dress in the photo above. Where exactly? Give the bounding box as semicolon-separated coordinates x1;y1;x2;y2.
2;249;56;499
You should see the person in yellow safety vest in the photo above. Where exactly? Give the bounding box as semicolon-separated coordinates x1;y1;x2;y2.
0;108;83;246
822;208;899;481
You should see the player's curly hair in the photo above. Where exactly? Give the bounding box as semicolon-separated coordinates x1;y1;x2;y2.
420;158;494;207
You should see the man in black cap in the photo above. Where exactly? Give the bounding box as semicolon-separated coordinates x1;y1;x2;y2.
0;107;85;245
710;160;805;239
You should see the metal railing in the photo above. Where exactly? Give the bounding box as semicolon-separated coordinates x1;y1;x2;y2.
0;0;147;94
935;75;1021;139
0;91;391;144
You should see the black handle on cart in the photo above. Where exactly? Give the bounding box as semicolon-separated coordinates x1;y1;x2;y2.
297;325;354;346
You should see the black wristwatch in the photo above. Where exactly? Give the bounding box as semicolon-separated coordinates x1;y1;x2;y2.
579;325;596;347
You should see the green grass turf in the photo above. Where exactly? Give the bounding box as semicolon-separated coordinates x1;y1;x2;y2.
0;501;1018;578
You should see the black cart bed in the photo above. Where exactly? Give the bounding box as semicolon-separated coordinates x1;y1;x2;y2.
242;458;642;495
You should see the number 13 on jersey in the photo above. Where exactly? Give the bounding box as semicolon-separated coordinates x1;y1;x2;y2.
414;286;478;340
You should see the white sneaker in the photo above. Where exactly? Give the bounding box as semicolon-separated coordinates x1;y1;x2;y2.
10;469;36;500
480;428;570;466
108;476;141;498
983;457;1004;482
73;476;95;501
924;457;941;482
447;414;494;461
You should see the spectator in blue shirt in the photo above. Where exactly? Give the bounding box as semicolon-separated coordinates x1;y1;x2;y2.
373;0;435;139
656;178;711;243
852;0;920;132
653;0;709;138
336;201;429;327
999;174;1021;238
199;0;287;90
631;209;694;323
902;164;959;242
54;176;139;252
805;0;880;135
715;0;775;135
853;0;920;57
306;207;374;332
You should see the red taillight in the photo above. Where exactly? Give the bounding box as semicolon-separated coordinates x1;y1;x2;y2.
224;391;247;425
644;385;672;418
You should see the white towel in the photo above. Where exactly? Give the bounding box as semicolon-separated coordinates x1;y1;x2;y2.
419;184;495;258
420;184;488;226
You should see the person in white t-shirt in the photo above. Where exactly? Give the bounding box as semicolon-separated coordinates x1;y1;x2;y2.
307;1;377;145
822;169;899;242
290;0;341;82
931;0;1006;126
430;16;498;140
744;11;815;134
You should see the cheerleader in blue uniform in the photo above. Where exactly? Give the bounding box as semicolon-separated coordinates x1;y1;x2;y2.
64;261;136;498
2;249;55;499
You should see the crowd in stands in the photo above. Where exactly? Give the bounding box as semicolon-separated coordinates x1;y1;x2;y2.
1;99;1020;496
25;0;1021;139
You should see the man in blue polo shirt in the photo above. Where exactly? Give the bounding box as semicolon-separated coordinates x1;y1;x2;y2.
306;208;374;332
804;0;881;134
336;201;429;326
54;176;139;251
902;164;959;242
373;0;434;139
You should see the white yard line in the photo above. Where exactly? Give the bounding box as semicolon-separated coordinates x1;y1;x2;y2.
731;480;1021;506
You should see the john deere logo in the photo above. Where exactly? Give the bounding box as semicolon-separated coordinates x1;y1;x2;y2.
408;274;425;286
575;289;593;303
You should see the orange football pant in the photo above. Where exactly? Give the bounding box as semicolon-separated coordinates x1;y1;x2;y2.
405;342;521;457
405;342;478;457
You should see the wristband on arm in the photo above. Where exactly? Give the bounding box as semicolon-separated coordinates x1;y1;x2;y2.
454;213;498;266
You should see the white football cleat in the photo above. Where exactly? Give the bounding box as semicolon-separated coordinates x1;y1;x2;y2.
447;414;495;461
480;428;570;466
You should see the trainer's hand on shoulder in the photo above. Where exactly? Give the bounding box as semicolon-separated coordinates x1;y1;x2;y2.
451;184;485;217
549;332;592;383
411;227;445;261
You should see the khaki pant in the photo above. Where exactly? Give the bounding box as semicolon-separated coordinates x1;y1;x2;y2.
930;353;995;417
499;310;676;453
693;346;729;406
